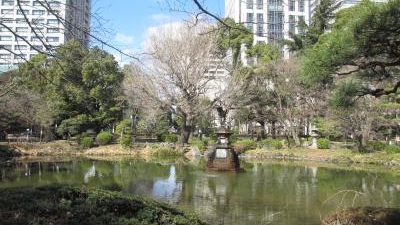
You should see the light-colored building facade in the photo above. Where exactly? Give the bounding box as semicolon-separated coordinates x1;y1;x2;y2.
0;0;91;72
225;0;314;59
224;0;387;59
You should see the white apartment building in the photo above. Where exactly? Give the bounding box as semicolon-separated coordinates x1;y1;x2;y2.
0;0;91;73
225;0;314;59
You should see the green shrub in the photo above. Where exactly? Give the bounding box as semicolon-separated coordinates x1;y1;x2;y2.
81;137;94;149
115;119;132;136
259;138;283;150
0;186;206;225
367;140;386;152
165;134;179;143
74;133;87;145
317;138;330;149
119;135;133;148
190;137;213;153
385;145;400;154
229;133;238;144
233;139;257;154
96;131;114;146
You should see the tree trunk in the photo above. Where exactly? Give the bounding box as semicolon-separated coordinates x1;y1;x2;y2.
288;123;301;147
271;120;277;139
258;121;266;140
180;114;192;145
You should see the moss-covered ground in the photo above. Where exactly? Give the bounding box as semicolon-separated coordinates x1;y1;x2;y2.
0;186;207;225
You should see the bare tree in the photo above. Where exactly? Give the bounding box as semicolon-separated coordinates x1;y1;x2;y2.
126;22;218;144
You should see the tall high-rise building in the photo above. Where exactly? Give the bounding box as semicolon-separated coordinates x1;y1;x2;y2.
225;0;314;59
0;0;91;72
225;0;388;60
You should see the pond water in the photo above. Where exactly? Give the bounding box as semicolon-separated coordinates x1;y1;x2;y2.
1;158;400;225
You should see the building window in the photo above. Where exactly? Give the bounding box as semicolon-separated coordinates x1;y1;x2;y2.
289;15;296;34
32;10;45;15
1;18;13;24
19;0;29;5
257;13;263;23
14;54;27;59
246;0;253;9
289;0;295;11
246;13;254;31
16;18;27;24
246;13;253;31
0;54;11;59
32;18;45;25
30;45;43;51
46;37;59;42
31;36;43;42
298;0;304;12
33;1;42;6
1;9;13;14
257;24;263;37
15;36;28;41
17;9;29;15
257;0;263;9
32;27;44;33
48;10;59;15
16;27;29;33
0;45;12;50
47;19;59;24
14;45;28;50
0;35;12;41
1;0;14;6
298;16;305;34
47;28;60;33
48;1;61;7
246;13;254;23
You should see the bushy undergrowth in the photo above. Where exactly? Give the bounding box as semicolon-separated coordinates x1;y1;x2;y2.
96;131;114;146
150;147;184;158
259;138;283;150
317;138;330;149
385;145;400;154
81;137;94;149
165;134;179;143
368;140;386;151
233;139;257;154
119;135;133;148
190;137;213;153
0;186;207;225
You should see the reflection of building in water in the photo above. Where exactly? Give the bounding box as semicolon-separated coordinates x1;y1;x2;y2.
152;165;182;204
83;163;96;184
24;163;30;176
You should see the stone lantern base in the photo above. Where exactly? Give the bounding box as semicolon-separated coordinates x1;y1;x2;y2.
206;147;241;171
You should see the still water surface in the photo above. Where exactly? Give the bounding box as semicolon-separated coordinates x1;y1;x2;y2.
1;158;400;225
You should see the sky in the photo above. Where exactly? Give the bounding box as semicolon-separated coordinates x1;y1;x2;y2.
90;0;225;65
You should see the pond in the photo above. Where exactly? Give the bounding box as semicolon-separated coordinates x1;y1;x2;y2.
1;158;400;225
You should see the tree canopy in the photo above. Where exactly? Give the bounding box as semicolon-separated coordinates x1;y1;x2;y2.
301;0;400;107
18;40;124;136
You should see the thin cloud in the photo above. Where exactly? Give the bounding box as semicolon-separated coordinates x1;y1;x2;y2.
150;13;173;24
114;33;134;45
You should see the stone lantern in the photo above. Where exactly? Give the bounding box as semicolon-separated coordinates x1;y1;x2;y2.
206;127;241;171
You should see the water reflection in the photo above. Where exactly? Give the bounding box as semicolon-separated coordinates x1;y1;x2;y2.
1;159;400;225
152;165;182;204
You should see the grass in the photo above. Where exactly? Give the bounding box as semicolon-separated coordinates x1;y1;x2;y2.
243;147;400;169
0;186;207;225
